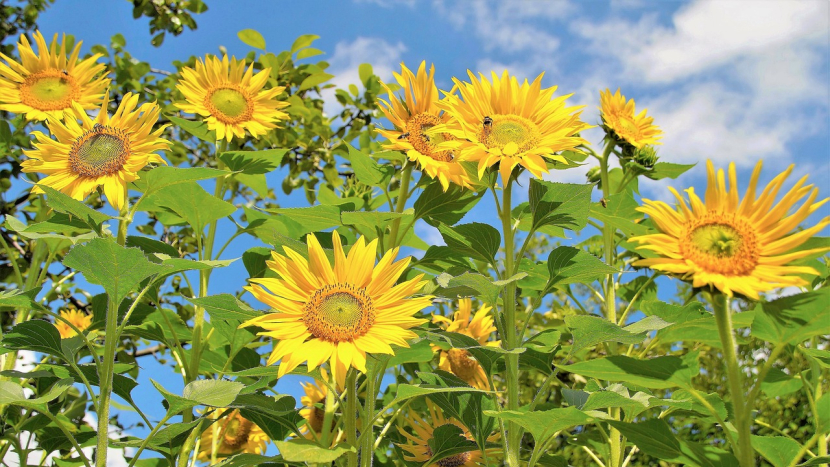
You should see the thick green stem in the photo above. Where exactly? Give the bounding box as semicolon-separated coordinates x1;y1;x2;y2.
319;382;337;449
389;163;413;249
361;358;385;467
498;179;522;467
345;371;359;467
713;293;754;467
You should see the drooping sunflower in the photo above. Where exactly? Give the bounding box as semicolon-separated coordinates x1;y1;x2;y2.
599;88;662;149
397;399;498;467
22;93;170;210
176;54;289;142
241;231;432;388
55;309;92;339
433;70;591;185
196;409;269;462
0;31;109;122
376;61;471;191
432;299;499;390
631;160;830;299
299;374;331;438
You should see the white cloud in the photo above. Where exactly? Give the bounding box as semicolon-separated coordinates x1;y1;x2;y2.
321;37;407;117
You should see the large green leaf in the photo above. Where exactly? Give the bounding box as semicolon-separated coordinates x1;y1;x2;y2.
658;311;754;348
434;271;525;305
273;440;354;463
63;238;169;306
220;149;288;174
237;28;265;49
264;204;343;234
751;288;830;345
426;424;480;465
149;181;236;233
414;183;484;227
646;162;696;180
751;436;801;467
609;419;738;467
153;379;244;415
134;166;228;200
168;115;216;143
561;352;699;389
438;222;500;266
566;315;671;354
340;211;411;233
1;320;64;358
589;191;650;237
0;288;46;311
342;144;394;186
187;294;262;321
528;180;593;233
0;378;74;410
485;407;594;445
545;246;617;288
38;184;111;235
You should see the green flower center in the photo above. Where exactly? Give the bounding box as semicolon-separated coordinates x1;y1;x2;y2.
303;285;375;342
69;126;130;178
478;114;540;154
208;87;251;122
680;214;759;276
20;70;79;111
691;224;742;257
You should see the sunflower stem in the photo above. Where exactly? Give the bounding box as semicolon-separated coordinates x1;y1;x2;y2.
319;380;337;450
498;177;522;467
389;163;413;249
361;357;386;467
713;293;755;467
345;370;359;467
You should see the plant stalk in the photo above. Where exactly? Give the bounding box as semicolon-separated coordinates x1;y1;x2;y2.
345;370;359;467
389;163;413;249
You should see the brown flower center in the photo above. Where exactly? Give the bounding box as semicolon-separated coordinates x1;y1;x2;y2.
680;213;759;276
446;349;479;383
303;285;375;342
19;69;79;111
68;124;130;178
221;410;253;448
405;113;455;162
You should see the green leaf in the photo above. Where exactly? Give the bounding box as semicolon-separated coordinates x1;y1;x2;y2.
126;236;180;257
0;378;73;409
435;272;500;305
264;204;342;234
220;149;288;174
273;440;354;463
149;181;237;233
657;311;754;348
751;288;830;345
799;457;830;466
521;330;562;374
186;294;262;321
387;340;434;366
800;347;830;368
589;191;650;237
296;47;323;60
299;73;334;91
342;144;393;186
566;315;670;354
1;320;64;358
291;34;320;52
545;246;617;288
168;115;217;143
358;63;374;84
760;368;802;397
63;238;169;306
438;222;500;265
0;288;46;311
238;28;265;49
414;183;484;227
529;180;593;233
135;166;228;200
609;419;739;467
183;379;244;407
576;384;652;417
485;407;594;445
426;424;479;465
38;184;111;234
340;211;411;233
646;162;696;180
751;435;802;467
561;352;699;389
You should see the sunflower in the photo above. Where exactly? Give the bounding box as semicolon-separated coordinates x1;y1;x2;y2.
631;160;830;299
176;54;289;142
397;399;498;467
241;231;432;388
599;88;662;149
433;70;591;185
196;409;269;462
22;93;170;210
432;299;499;389
377;62;471;191
0;31;109;122
55;309;92;339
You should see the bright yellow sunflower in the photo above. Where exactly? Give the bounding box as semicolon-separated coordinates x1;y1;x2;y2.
631;160;830;299
397;399;498;467
196;409;269;462
432;299;499;390
377;62;471;191
22;93;170;210
300;375;331;438
0;31;109;122
241;231;432;388
433;70;591;185
55;309;92;339
175;54;289;142
599;88;662;149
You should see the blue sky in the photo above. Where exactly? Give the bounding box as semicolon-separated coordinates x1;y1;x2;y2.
11;0;830;461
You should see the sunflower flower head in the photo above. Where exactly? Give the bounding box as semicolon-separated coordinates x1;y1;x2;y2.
599;88;662;149
397;399;498;467
196;409;269;462
432;299;499;389
0;31;110;122
241;231;432;388
55;309;92;339
631;160;830;299
299;371;332;438
433;70;591;185
376;61;471;191
22;92;170;210
175;54;289;142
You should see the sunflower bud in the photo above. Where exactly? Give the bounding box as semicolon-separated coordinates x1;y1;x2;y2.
586;166;602;184
634;145;659;168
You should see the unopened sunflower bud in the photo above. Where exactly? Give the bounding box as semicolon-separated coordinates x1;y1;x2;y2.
586;166;602;184
635;145;659;167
